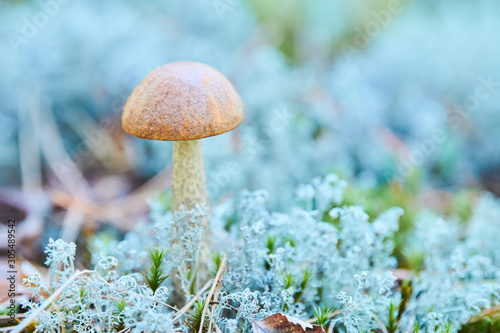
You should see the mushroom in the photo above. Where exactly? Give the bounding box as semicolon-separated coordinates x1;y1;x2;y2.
122;61;244;296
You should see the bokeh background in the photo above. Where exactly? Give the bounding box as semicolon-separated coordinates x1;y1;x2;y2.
1;0;499;259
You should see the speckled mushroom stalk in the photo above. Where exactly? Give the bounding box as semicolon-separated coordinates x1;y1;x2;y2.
172;139;211;272
170;139;211;303
122;61;244;304
172;140;207;215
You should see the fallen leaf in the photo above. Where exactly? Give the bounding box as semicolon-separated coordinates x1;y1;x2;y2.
252;313;325;333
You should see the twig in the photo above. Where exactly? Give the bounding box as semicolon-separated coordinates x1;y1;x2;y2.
199;254;227;333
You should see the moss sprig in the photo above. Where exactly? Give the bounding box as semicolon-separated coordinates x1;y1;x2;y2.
314;306;334;328
184;300;209;333
142;248;169;293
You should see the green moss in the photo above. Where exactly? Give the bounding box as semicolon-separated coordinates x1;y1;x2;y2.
142;248;169;293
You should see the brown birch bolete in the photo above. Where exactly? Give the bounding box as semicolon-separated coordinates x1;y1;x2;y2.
122;61;244;299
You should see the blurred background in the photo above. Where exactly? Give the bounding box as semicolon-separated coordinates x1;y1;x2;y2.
0;0;499;261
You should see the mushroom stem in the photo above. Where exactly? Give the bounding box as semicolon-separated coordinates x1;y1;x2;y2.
172;140;211;302
172;140;207;213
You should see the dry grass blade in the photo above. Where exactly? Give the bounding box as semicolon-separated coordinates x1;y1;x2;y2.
0;314;26;320
9;269;180;333
10;269;94;333
327;319;334;333
116;328;132;333
62;106;129;173
40;104;92;198
467;304;500;323
60;205;86;243
18;91;42;191
214;324;223;333
207;256;227;333
372;312;388;333
199;254;227;333
173;278;213;323
49;168;172;231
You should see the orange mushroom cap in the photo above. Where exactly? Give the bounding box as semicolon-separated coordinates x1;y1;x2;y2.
122;61;244;141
